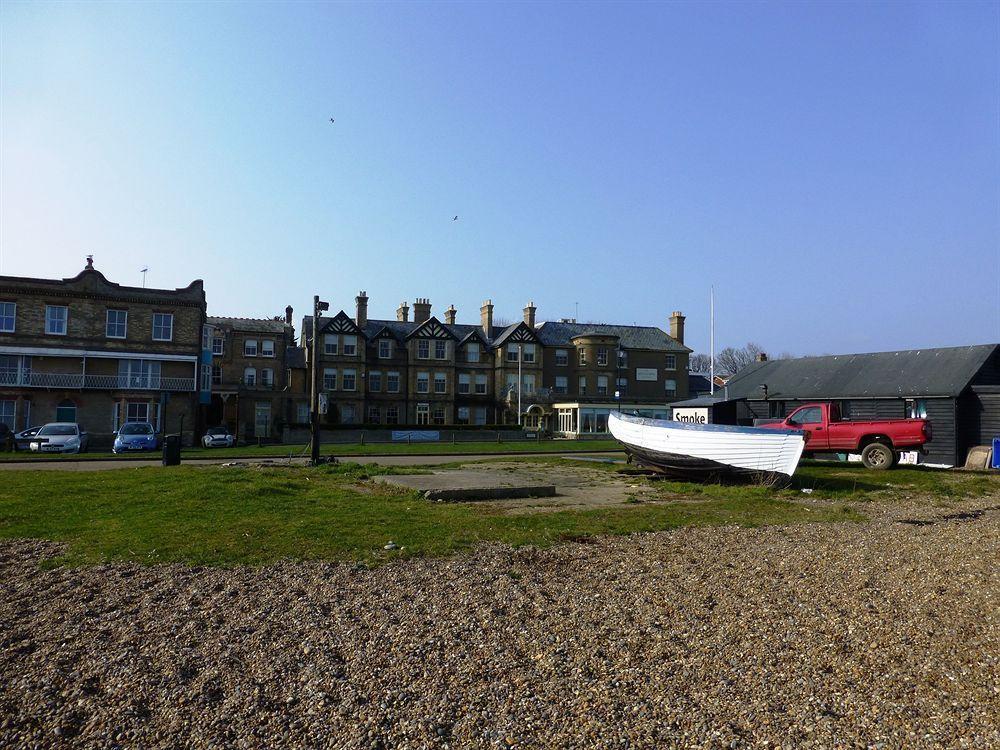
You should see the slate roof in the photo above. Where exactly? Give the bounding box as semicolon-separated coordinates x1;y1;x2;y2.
688;373;715;396
285;346;307;369
208;316;288;334
721;344;999;400
535;321;690;353
303;315;494;345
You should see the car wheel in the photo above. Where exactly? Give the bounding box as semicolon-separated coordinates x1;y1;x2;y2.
861;442;894;470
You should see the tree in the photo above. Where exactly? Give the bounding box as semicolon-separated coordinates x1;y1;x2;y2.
715;342;767;377
688;353;713;373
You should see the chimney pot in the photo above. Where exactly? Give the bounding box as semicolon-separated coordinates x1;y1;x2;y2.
285;305;293;326
355;291;369;328
413;298;432;324
396;301;410;322
523;300;537;328
480;299;494;339
445;304;457;325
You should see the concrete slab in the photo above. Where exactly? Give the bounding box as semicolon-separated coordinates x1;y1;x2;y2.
377;470;557;502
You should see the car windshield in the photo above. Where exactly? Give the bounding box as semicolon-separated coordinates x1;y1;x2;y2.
207;428;229;436
38;424;77;436
121;424;153;435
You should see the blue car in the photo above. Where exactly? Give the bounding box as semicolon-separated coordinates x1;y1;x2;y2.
113;422;160;454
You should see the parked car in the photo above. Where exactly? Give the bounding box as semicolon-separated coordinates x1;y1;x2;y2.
202;426;235;448
113;422;160;454
758;402;930;469
13;426;41;451
28;423;90;454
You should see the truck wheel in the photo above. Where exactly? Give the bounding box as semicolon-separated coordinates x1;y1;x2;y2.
861;442;894;470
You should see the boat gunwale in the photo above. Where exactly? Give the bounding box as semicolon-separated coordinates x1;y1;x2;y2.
610;411;806;437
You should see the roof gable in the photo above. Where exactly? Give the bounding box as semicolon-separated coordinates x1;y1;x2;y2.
406;317;457;341
457;328;489;347
492;322;541;348
319;310;364;337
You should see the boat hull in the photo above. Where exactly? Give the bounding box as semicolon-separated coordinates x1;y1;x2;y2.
609;412;806;482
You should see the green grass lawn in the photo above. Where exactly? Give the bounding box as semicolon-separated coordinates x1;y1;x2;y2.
0;439;621;462
1;459;993;568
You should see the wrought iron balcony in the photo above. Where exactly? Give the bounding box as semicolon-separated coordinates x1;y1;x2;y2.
0;372;196;391
501;385;557;404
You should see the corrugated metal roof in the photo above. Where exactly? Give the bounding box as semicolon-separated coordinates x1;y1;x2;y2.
535;321;690;352
722;344;999;400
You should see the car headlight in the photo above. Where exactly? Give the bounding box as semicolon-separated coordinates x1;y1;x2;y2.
65;438;80;447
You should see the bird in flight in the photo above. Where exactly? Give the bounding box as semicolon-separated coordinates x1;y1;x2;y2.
452;215;459;221
329;118;335;124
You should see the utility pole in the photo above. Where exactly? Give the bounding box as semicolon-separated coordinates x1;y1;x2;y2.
310;295;330;464
710;285;715;396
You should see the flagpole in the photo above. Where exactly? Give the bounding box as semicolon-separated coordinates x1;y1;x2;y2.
710;285;715;395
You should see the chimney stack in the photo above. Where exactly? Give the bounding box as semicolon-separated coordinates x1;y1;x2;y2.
355;291;368;328
669;311;685;345
284;305;293;326
413;297;432;324
445;304;457;325
480;299;494;338
396;301;410;322
756;352;768;362
523;300;537;328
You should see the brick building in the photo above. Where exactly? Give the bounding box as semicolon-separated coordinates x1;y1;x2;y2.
0;258;208;446
301;293;690;434
205;309;308;440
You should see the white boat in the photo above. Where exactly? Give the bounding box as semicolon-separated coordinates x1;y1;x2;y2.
608;411;807;481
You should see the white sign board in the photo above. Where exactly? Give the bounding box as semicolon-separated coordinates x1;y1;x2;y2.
318;393;329;415
673;407;709;424
635;368;658;382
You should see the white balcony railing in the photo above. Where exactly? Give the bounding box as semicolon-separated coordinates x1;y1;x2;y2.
0;372;195;391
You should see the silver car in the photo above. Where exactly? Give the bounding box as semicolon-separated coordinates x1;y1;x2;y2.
202;426;235;448
29;423;90;454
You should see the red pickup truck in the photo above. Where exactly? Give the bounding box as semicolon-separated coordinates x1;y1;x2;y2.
758;402;931;470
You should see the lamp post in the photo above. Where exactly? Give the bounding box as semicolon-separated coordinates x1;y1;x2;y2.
310;295;330;464
616;348;624;413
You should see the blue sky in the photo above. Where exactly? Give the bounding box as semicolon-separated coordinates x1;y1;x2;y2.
2;1;997;356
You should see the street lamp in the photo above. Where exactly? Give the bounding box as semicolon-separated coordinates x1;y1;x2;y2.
310;295;330;464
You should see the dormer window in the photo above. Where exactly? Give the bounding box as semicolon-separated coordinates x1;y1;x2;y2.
435;340;447;359
417;340;429;359
466;343;480;362
343;335;357;356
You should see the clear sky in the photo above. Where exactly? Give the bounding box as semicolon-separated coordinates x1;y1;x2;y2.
2;1;998;357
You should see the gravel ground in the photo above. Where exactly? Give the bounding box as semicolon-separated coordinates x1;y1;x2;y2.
1;499;998;749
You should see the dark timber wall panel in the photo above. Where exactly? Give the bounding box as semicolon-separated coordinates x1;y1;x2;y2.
923;398;957;465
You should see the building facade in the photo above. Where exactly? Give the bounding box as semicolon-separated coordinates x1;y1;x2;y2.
0;258;208;446
301;293;691;434
205;308;307;441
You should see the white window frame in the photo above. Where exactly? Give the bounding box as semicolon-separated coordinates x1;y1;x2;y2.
578;348;587;366
212;364;223;385
475;374;487;394
665;378;678;397
261;339;275;358
152;313;173;342
387;371;400;393
0;302;15;333
506;343;519;362
523;343;536;363
368;405;380;424
665;354;677;370
555;349;568;366
416;371;429;394
474;407;487;426
466;343;480;362
457;406;470;424
342;335;357;356
417;339;429;359
555;376;568;394
434;372;447;394
368;371;382;392
386;405;400;424
261;368;274;387
324;335;338;355
458;373;471;394
106;309;128;339
200;364;212;391
323;368;338;390
378;339;392;358
579;375;587;395
244;339;258;357
597;348;608;366
126;401;150;424
435;340;447;360
597;375;609;395
0;399;14;430
342;368;357;391
45;305;68;336
432;404;446;425
212;335;224;355
416;403;430;425
244;367;257;386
